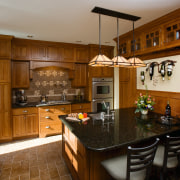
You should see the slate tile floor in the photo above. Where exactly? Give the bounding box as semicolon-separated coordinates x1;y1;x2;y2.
0;135;72;180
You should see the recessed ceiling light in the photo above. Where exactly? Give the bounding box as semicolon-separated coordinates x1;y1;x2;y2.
27;35;33;38
76;40;82;43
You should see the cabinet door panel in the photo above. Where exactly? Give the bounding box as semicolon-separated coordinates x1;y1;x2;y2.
13;115;26;137
0;83;11;112
71;64;87;87
75;47;88;63
0;112;11;139
12;61;30;88
63;47;75;62
47;46;60;61
0;39;11;59
0;60;10;83
26;114;38;134
31;45;46;60
12;43;31;60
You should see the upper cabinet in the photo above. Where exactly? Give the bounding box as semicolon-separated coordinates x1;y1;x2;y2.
63;46;75;62
116;8;180;59
12;61;30;88
75;46;88;63
163;19;180;48
0;35;13;59
12;39;31;60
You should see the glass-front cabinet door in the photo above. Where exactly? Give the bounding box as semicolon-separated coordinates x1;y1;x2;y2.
144;28;161;51
163;19;180;47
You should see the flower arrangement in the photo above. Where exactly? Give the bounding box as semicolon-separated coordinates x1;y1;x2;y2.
135;92;155;113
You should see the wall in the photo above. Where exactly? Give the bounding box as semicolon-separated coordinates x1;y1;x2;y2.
12;68;84;103
137;55;180;92
136;55;180;117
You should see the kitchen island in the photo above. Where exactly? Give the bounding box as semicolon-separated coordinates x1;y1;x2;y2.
59;108;180;180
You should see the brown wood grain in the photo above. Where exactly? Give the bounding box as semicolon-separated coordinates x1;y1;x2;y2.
136;90;180;117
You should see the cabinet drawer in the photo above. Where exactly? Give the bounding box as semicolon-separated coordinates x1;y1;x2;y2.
39;114;59;122
54;105;71;114
40;122;62;135
38;106;54;113
12;107;38;115
71;103;91;112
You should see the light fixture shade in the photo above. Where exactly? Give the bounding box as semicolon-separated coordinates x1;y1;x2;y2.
111;55;130;67
128;57;146;68
88;54;113;66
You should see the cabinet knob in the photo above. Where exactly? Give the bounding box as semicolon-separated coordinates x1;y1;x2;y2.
45;126;50;129
23;110;28;113
61;108;65;111
45;116;50;119
45;109;50;112
80;106;82;109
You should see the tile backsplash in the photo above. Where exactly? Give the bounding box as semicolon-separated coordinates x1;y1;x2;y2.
12;69;84;103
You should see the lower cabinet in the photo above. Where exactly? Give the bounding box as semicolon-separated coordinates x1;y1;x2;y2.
39;105;70;138
71;103;91;113
12;107;38;138
63;125;88;180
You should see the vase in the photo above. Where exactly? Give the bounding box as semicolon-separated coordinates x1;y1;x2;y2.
141;109;148;115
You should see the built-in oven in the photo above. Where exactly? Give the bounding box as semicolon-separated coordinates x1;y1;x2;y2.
92;78;113;99
92;98;113;112
92;78;113;112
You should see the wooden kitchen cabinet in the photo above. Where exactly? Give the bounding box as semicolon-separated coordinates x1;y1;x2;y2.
63;46;75;62
63;125;88;180
75;46;89;63
116;9;180;59
39;105;70;138
0;83;12;141
71;103;91;113
12;107;38;138
12;39;31;60
0;60;11;83
71;64;87;87
12;61;30;88
163;19;180;48
0;35;12;59
31;44;47;60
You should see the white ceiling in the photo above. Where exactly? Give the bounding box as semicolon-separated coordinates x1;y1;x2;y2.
0;0;180;46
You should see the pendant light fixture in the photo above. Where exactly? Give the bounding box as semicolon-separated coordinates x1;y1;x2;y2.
128;21;146;68
89;7;144;68
88;14;113;66
111;18;130;67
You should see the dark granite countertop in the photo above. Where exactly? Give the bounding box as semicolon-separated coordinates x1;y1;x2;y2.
59;108;180;152
12;100;91;108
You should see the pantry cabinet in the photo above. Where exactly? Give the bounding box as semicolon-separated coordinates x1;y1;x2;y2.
12;61;30;88
12;107;38;138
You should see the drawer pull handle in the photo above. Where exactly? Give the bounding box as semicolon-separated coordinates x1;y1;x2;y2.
23;110;28;113
45;126;50;129
45;109;50;112
45;116;50;119
61;108;65;110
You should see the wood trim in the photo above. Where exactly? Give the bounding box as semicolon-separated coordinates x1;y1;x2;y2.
136;89;180;117
30;61;75;70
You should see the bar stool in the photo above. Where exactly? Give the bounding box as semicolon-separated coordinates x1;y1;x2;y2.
101;138;159;180
153;135;180;180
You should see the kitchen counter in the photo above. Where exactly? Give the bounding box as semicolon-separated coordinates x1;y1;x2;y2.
12;100;91;108
59;108;180;180
59;108;180;151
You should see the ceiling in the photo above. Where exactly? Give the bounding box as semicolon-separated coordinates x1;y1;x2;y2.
0;0;180;46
